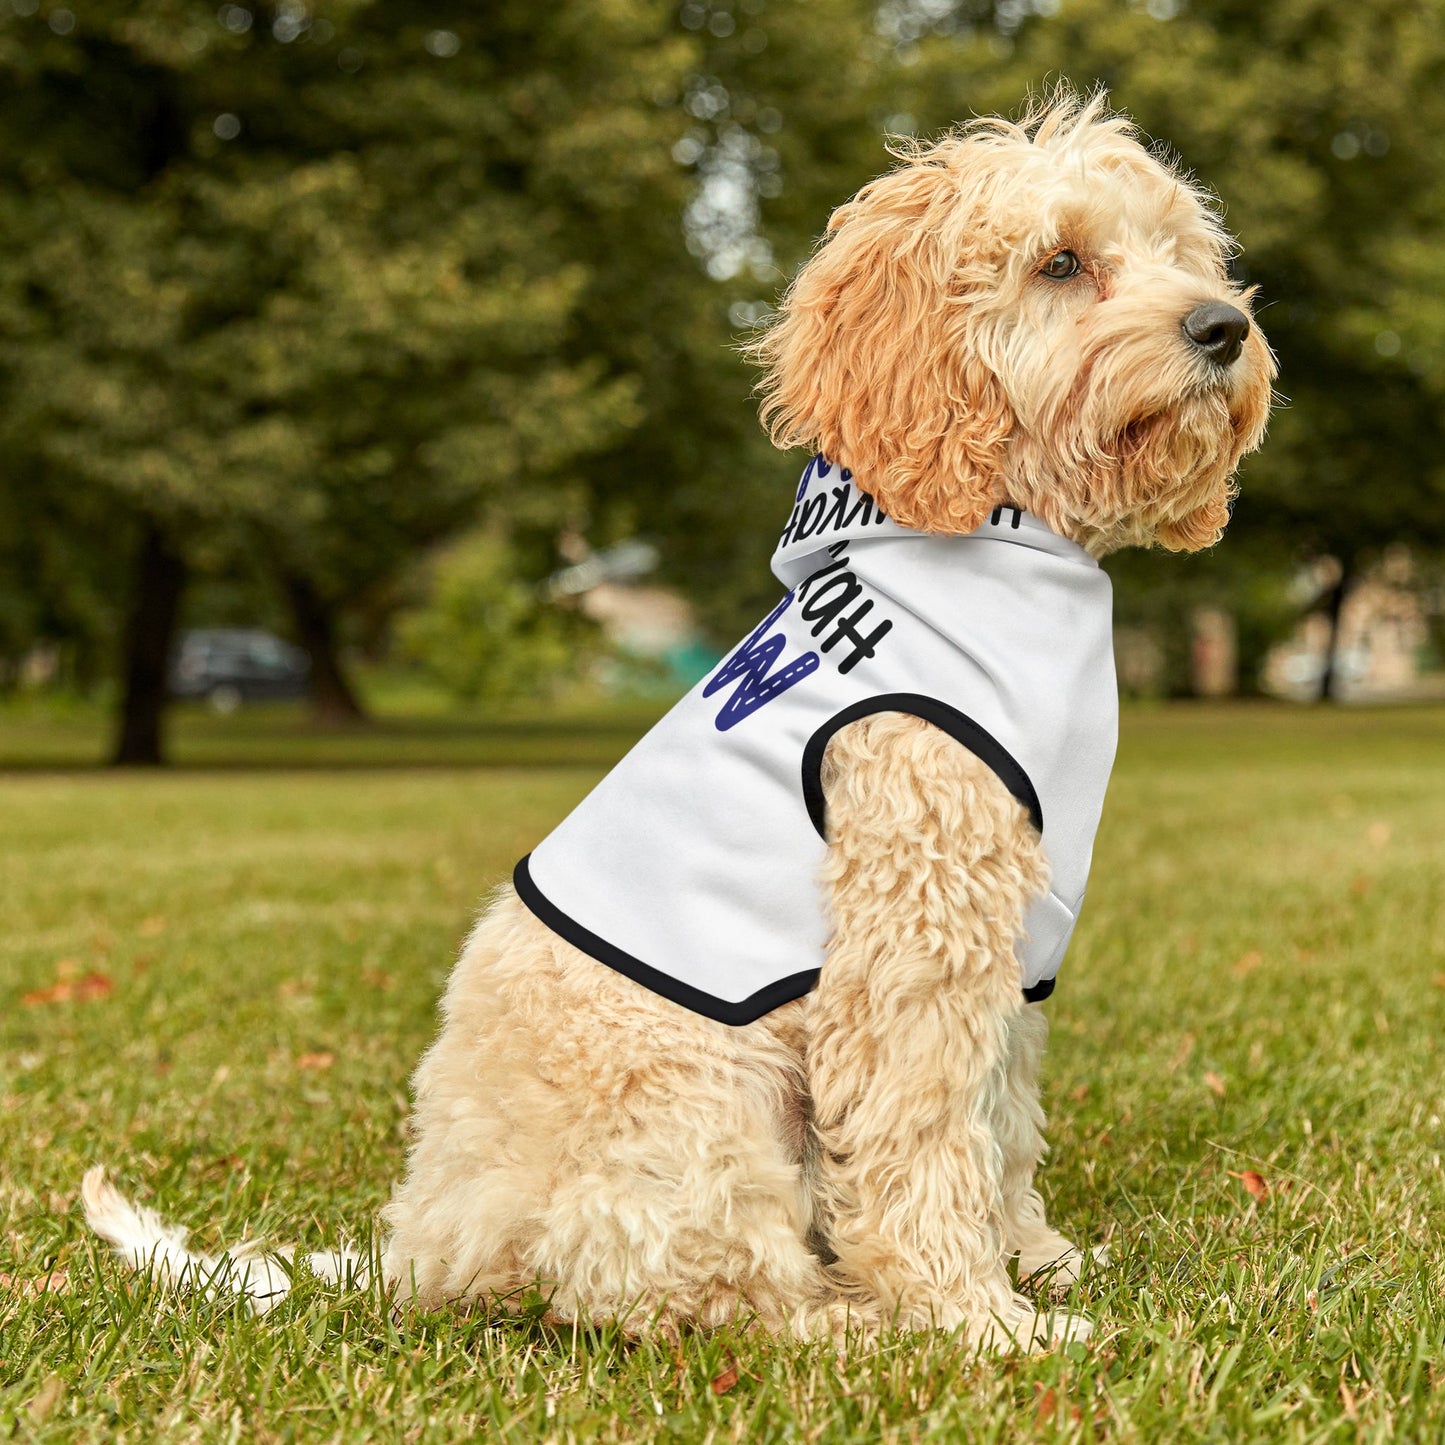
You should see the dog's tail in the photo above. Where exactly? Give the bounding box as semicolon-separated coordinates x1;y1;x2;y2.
81;1165;368;1315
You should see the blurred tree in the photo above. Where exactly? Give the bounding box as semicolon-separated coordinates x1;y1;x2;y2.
0;452;129;694
396;531;599;705
0;0;693;758
573;0;890;638
0;0;910;749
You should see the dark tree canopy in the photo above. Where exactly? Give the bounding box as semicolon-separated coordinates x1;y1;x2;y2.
0;2;711;753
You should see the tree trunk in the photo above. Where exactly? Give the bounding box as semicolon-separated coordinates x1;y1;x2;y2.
281;571;366;725
112;524;187;766
1317;556;1354;703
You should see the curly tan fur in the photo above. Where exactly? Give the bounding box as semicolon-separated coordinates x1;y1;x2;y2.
381;894;827;1335
384;716;1087;1349
87;89;1273;1354
386;89;1274;1350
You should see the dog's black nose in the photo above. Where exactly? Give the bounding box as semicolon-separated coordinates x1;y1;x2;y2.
1182;302;1250;367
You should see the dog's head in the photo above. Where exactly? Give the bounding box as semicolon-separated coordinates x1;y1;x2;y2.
750;90;1275;553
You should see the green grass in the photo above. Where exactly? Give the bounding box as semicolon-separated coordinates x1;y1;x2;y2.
2;702;1444;1442
0;687;673;771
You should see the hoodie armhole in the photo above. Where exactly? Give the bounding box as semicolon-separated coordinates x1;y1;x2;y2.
799;693;1044;840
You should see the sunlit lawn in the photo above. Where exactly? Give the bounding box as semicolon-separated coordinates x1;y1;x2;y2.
0;682;673;771
2;701;1443;1441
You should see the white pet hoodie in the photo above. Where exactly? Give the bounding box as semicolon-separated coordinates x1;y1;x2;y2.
516;456;1118;1025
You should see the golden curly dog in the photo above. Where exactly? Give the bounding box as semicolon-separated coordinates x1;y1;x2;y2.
85;91;1273;1351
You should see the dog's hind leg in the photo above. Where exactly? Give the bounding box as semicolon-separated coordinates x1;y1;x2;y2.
512;987;834;1340
384;891;833;1337
804;713;1090;1350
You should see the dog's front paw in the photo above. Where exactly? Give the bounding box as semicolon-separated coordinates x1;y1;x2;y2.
1018;1240;1110;1293
1032;1307;1093;1348
973;1295;1093;1353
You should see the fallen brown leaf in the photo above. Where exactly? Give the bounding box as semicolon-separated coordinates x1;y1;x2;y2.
1167;1033;1196;1073
21;972;113;1007
1228;1169;1268;1201
1034;1386;1058;1425
295;1051;334;1071
0;1268;70;1299
1070;1083;1090;1103
22;983;69;1006
1349;875;1372;898
711;1357;740;1396
1232;950;1263;977
1433;973;1445;990
1204;1070;1227;1098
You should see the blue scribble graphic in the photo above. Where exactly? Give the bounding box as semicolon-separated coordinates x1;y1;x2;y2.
703;591;820;731
795;453;831;501
781;456;870;548
794;453;854;501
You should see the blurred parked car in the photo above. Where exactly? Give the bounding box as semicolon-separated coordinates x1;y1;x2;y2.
170;629;310;712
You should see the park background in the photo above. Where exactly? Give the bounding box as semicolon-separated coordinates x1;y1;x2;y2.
2;2;1444;1442
2;0;1445;751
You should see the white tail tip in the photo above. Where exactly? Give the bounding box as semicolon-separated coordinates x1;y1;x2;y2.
81;1166;368;1315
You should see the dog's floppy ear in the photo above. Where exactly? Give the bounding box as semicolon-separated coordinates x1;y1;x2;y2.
749;151;1013;534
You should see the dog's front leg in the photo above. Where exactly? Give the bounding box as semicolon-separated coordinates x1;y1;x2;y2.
805;713;1088;1350
994;1006;1099;1289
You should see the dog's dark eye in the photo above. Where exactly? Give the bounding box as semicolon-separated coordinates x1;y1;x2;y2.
1041;250;1081;280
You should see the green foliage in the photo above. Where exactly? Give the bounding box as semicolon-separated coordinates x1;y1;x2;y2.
396;533;599;705
0;460;131;687
0;0;704;665
573;0;887;639
0;0;893;689
2;703;1445;1438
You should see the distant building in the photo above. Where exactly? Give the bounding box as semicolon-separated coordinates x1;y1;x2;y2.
1263;548;1441;701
